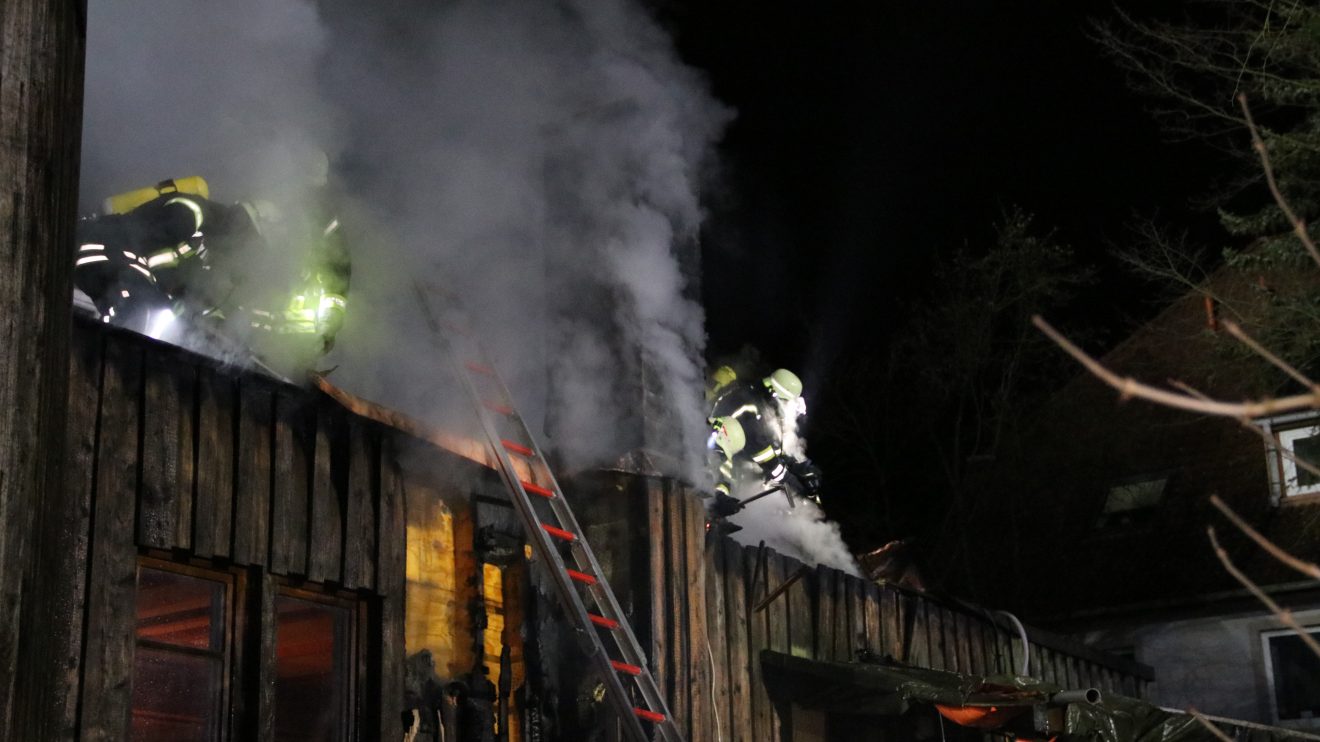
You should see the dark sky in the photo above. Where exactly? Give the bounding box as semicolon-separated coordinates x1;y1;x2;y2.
659;1;1225;371
657;1;1239;546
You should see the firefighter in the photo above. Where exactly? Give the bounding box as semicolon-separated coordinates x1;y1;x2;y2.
73;178;265;333
709;368;823;503
241;211;351;372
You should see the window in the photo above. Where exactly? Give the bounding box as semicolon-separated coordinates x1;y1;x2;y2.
1278;425;1320;498
1096;476;1167;528
131;561;233;741
131;558;364;741
1262;627;1320;723
274;589;357;742
1259;413;1320;503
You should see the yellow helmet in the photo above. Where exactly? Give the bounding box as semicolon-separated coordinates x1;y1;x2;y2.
763;368;803;401
707;365;738;400
712;416;746;458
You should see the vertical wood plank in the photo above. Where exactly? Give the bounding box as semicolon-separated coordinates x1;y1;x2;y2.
840;576;857;662
684;495;711;742
786;558;813;659
864;582;881;658
704;536;730;742
882;586;901;661
723;539;751;742
967;617;986;676
666;488;689;736
953;611;972;674
930;604;950;671
832;569;849;662
138;350;182;549
270;393;311;577
50;327;103;740
233;381;273;567
342;421;377;590
908;598;931;668
376;448;407;742
647;481;669;714
746;546;771;742
849;576;866;662
814;565;835;661
766;553;788;740
257;573;277;741
79;339;142;742
193;368;234;560
308;405;344;583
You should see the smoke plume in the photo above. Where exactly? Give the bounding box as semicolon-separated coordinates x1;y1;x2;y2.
81;0;730;481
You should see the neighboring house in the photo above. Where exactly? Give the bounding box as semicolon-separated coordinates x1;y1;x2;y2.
944;258;1320;730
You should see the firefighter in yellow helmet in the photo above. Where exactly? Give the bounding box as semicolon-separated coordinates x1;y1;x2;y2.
73;177;263;334
708;367;823;503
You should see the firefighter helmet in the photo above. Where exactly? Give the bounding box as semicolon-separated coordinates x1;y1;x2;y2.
763;368;803;402
713;416;746;458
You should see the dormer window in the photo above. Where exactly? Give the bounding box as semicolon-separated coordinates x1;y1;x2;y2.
1097;475;1168;528
1259;413;1320;504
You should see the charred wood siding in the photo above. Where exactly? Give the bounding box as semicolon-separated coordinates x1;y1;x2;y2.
66;320;405;741
621;481;1155;740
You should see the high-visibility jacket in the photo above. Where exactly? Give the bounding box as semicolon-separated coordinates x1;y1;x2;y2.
710;381;793;485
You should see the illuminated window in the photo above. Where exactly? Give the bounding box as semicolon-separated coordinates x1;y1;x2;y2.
131;562;231;741
274;590;356;742
1262;627;1320;723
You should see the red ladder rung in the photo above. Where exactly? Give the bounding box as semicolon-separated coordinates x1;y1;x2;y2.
465;361;495;376
611;660;642;676
588;613;619;629
521;481;555;499
502;439;534;457
567;569;596;585
633;708;666;724
483;400;515;416
541;523;576;542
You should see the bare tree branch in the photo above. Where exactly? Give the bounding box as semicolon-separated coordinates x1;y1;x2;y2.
1211;494;1320;580
1189;708;1235;742
1170;379;1320;480
1237;92;1320;269
1222;318;1319;391
1208;526;1320;660
1033;315;1320;418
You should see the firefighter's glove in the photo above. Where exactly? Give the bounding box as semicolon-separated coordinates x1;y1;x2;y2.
791;460;823;498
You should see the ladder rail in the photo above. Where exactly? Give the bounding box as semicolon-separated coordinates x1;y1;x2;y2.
471;345;674;710
415;285;682;742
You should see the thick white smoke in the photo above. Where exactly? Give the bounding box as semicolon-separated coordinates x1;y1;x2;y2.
81;0;730;481
721;392;860;575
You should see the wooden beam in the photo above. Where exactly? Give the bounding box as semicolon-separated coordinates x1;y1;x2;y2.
1;1;86;736
311;374;536;483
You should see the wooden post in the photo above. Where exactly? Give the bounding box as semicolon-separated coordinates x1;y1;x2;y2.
1;1;86;737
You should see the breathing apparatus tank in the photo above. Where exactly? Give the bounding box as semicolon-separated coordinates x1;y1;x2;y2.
103;176;210;215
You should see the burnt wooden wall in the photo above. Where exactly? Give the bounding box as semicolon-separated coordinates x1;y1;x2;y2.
63;319;406;742
638;480;1155;741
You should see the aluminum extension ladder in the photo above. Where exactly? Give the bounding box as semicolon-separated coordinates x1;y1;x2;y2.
414;285;682;742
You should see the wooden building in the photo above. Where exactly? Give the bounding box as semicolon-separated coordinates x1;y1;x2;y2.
46;316;1148;741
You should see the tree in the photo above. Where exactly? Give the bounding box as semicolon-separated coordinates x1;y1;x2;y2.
814;209;1092;561
1098;1;1320;387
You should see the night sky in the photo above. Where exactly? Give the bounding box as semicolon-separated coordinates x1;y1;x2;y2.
666;1;1225;362
660;1;1234;546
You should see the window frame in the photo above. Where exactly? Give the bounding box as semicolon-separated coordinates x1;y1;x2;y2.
1258;413;1320;505
133;555;245;742
272;580;365;742
1259;625;1320;727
